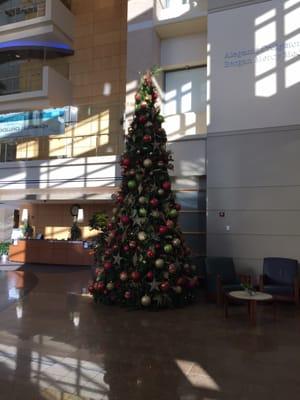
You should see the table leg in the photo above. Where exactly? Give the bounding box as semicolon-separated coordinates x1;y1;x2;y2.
247;300;251;316
224;295;229;319
273;300;277;321
249;300;257;326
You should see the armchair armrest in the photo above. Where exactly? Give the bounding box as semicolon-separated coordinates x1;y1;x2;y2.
216;274;222;305
294;277;299;305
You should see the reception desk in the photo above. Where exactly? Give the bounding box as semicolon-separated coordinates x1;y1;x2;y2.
9;240;94;266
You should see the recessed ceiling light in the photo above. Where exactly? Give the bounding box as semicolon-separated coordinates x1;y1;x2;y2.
15;54;21;58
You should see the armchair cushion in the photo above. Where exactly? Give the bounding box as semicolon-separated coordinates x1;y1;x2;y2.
263;258;298;286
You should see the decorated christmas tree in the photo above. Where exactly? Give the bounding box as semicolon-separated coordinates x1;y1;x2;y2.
89;71;198;309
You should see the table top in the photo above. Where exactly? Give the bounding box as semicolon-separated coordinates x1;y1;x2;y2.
228;290;273;301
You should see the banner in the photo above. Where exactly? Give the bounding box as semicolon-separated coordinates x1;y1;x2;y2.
0;106;78;140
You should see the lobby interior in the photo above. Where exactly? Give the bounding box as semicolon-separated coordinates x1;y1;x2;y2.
1;0;300;399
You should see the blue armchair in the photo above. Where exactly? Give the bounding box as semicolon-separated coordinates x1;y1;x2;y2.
260;258;299;304
205;257;248;305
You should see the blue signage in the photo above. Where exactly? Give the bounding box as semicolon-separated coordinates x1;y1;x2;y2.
0;106;78;139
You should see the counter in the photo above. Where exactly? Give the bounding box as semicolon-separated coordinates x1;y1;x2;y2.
9;240;94;266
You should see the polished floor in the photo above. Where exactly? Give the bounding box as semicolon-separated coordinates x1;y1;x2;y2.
0;266;300;400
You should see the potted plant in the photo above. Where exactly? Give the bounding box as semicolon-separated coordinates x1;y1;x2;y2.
22;222;34;239
89;212;108;232
0;242;10;262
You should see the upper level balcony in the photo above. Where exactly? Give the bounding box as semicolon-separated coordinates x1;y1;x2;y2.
0;0;74;51
0;64;72;112
154;0;207;37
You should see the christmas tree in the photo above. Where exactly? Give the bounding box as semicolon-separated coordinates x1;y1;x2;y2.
89;71;198;309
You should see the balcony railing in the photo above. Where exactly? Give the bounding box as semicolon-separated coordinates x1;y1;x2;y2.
0;60;69;96
0;0;71;27
159;0;188;9
0;0;46;26
0;68;42;96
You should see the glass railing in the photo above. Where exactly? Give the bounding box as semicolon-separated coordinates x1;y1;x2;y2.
0;0;46;26
159;0;188;9
0;101;124;162
0;68;42;96
0;59;70;96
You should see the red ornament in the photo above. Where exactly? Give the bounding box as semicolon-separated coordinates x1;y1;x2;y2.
131;271;141;282
143;134;152;143
104;261;112;271
152;92;158;101
168;264;176;274
112;244;119;252
129;240;137;249
177;277;186;286
121;215;130;225
108;230;116;239
159;225;168;235
166;220;174;229
107;223;114;230
162;181;171;191
123;245;130;252
96;282;105;291
146;271;154;281
117;195;124;204
155;243;161;250
122;158;130;167
188;277;198;288
124;291;131;299
135;93;142;102
104;249;112;257
150;198;159;207
139;115;147;124
141;101;148;109
88;285;94;294
160;281;170;292
147;249;155;258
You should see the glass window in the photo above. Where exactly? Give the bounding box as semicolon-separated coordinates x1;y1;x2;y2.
164;67;207;116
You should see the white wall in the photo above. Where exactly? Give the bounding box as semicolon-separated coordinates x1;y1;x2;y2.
126;0;161;126
168;138;206;178
50;0;74;41
161;33;207;68
208;0;300;133
207;0;300;273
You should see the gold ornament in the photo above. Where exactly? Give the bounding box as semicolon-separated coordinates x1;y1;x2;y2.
106;282;114;291
138;231;147;241
141;295;151;307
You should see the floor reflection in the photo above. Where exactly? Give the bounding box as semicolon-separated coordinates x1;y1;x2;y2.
0;265;300;399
